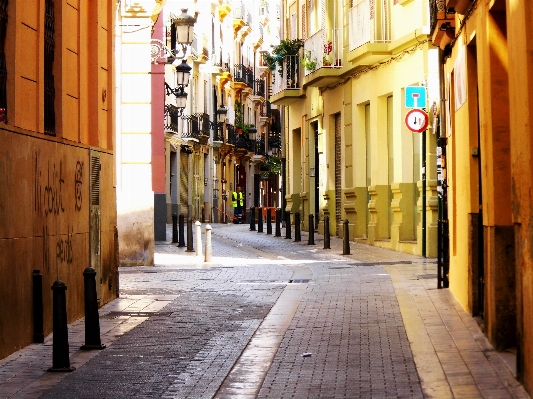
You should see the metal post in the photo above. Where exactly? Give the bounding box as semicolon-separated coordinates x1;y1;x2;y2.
178;214;186;247
342;219;350;255
266;209;272;235
186;219;194;252
257;207;263;233
422;128;427;258
32;270;44;343
285;211;292;239
308;214;315;245
324;216;331;249
275;209;281;237
250;206;256;231
81;267;106;350
205;224;212;262
195;221;202;257
295;212;301;242
48;281;75;372
172;213;178;243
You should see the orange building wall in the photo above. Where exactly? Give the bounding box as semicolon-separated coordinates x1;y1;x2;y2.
0;0;117;360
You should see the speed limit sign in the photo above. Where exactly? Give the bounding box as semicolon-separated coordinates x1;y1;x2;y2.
405;109;428;133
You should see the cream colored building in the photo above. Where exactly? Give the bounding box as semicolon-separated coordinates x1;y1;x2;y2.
271;0;439;256
431;0;533;393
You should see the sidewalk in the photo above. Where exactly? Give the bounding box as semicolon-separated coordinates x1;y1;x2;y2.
0;222;529;398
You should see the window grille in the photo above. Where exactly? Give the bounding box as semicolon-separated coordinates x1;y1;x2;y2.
44;0;55;135
0;0;8;121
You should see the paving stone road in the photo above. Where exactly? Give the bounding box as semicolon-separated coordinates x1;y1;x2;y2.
0;223;529;399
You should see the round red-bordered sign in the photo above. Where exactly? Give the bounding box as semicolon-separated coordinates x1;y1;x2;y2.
405;109;428;133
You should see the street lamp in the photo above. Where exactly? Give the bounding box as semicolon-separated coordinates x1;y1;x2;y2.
172;9;198;57
165;59;192;116
216;104;228;123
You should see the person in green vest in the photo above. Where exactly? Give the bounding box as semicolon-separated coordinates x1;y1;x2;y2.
232;185;244;224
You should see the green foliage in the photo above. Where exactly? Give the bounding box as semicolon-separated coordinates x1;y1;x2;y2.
301;51;317;72
263;39;304;75
260;156;282;180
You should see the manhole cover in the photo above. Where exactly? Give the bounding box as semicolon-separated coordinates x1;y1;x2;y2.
103;311;173;319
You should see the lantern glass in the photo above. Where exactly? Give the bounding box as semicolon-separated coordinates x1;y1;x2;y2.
175;60;191;87
217;105;227;123
176;91;188;110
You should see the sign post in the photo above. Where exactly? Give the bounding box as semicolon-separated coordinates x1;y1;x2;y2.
405;87;428;257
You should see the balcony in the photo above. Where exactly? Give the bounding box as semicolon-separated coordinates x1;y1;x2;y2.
347;0;392;66
302;28;343;88
446;0;471;15
430;0;456;50
269;55;305;106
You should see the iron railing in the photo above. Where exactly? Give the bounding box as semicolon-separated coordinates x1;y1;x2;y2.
254;79;265;97
44;0;55;135
260;101;271;117
234;64;254;88
271;55;300;95
0;0;7;120
348;0;391;51
303;28;343;76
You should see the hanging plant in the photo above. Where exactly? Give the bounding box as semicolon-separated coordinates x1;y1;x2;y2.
260;155;282;180
263;39;304;75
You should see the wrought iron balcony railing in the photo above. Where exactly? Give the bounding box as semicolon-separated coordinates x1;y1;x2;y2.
260;101;271;117
271;55;300;95
234;64;254;88
348;0;391;51
254;79;265;97
303;28;343;76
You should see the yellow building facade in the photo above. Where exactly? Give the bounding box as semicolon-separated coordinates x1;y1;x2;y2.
431;0;533;392
272;0;439;256
0;0;117;359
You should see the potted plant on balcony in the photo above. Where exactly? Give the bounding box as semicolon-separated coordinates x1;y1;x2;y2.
260;155;282;180
323;54;333;67
263;39;304;75
301;51;317;72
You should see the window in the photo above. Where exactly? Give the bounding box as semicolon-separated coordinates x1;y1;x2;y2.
44;0;56;135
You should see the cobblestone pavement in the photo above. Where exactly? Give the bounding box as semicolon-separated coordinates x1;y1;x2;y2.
0;223;529;398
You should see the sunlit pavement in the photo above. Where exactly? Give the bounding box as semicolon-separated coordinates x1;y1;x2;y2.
0;223;529;398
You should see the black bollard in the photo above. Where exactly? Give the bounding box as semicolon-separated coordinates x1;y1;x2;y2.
308;214;315;245
33;270;44;343
250;206;256;231
81;267;106;350
285;211;292;239
266;209;272;235
178;214;186;247
324;215;331;249
186;218;194;252
294;212;301;242
343;219;350;255
275;209;281;237
257;207;263;233
48;281;75;372
172;213;178;243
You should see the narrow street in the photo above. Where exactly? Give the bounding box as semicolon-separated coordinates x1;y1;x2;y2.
0;224;528;399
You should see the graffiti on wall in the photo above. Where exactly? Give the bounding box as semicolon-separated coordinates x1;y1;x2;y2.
75;161;83;211
56;226;74;264
34;154;65;216
34;152;85;268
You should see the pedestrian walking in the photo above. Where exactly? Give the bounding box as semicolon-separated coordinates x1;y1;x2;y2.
232;186;244;224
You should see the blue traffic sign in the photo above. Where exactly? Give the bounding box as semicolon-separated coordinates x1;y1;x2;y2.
405;86;427;109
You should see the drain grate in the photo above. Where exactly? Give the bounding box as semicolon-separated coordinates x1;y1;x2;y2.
416;274;438;279
347;261;414;267
102;311;173;319
289;279;310;284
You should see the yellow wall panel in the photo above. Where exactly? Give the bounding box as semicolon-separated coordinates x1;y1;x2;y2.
17;25;39;82
99;26;109;71
63;95;80;142
14;77;39;132
64;4;80;54
64;50;80;98
67;0;79;10
98;0;109;31
19;1;39;30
